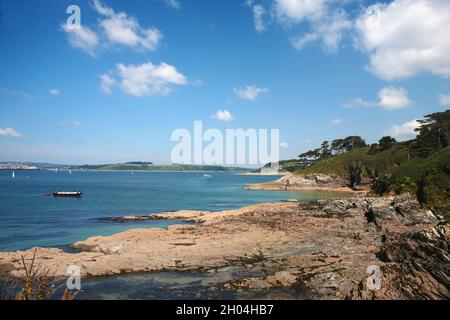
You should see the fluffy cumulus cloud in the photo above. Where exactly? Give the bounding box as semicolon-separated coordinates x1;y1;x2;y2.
275;0;327;23
113;62;187;97
233;85;269;101
275;0;352;52
61;24;99;56
355;0;450;80
438;94;450;106
279;142;289;148
92;0;162;51
384;119;421;138
345;86;412;110
250;0;450;74
63;0;163;55
0;127;22;138
213;109;234;122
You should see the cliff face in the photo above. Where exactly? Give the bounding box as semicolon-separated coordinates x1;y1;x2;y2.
0;194;448;300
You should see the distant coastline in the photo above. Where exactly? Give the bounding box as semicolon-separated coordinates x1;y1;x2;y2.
0;162;253;173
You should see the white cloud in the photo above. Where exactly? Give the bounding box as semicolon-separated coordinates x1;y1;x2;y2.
92;0;162;51
213;109;234;122
253;4;266;33
355;0;450;80
59;120;83;128
280;142;289;148
49;89;60;95
377;87;411;110
0;127;22;138
331;118;342;125
275;1;352;53
1;88;30;99
245;1;266;33
233;85;269;101
343;97;372;108
62;24;99;56
275;0;327;24
384;119;421;137
116;62;187;97
314;9;352;53
72;120;83;127
99;74;117;94
290;32;318;50
344;86;411;110
438;94;450;106
164;0;181;9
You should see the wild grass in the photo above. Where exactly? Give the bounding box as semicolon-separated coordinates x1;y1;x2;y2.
0;249;79;300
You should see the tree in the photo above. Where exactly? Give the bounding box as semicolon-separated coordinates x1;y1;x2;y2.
346;163;363;188
331;139;345;155
412;109;450;158
342;136;367;151
378;136;397;151
417;174;427;208
320;141;332;159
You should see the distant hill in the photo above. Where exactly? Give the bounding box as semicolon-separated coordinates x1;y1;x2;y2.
75;163;250;172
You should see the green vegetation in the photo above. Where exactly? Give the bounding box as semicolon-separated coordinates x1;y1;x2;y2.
284;109;450;220
346;163;363;188
76;162;249;172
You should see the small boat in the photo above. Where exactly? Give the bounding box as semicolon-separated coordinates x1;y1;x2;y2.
69;169;72;175
12;171;15;178
53;191;82;198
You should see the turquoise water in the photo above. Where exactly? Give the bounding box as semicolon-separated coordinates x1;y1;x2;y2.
0;170;340;251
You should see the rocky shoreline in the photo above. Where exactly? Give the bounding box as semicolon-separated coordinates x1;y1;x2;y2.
0;193;448;299
246;173;370;193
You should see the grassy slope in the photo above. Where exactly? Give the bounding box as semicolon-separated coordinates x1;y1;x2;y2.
293;144;449;220
295;143;409;176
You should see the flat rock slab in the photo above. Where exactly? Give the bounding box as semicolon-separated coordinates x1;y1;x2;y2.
0;194;448;299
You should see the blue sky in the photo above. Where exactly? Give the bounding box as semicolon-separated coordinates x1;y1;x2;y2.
0;0;449;165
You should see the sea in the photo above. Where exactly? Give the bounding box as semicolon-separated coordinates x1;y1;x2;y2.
0;170;342;299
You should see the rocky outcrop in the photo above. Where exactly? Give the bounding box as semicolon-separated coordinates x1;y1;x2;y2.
0;194;447;300
246;173;369;193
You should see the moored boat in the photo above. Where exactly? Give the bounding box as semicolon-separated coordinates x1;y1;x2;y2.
53;191;82;198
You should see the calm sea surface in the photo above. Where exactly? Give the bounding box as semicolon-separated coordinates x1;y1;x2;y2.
0;170;342;299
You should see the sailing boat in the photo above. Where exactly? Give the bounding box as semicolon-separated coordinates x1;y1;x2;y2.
131;170;134;176
69;169;72;175
12;170;15;178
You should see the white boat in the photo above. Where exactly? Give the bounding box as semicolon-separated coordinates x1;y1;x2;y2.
69;169;72;175
12;170;15;178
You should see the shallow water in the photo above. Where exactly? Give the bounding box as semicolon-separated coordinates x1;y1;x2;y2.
0;170;343;299
0;170;342;251
74;271;307;300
